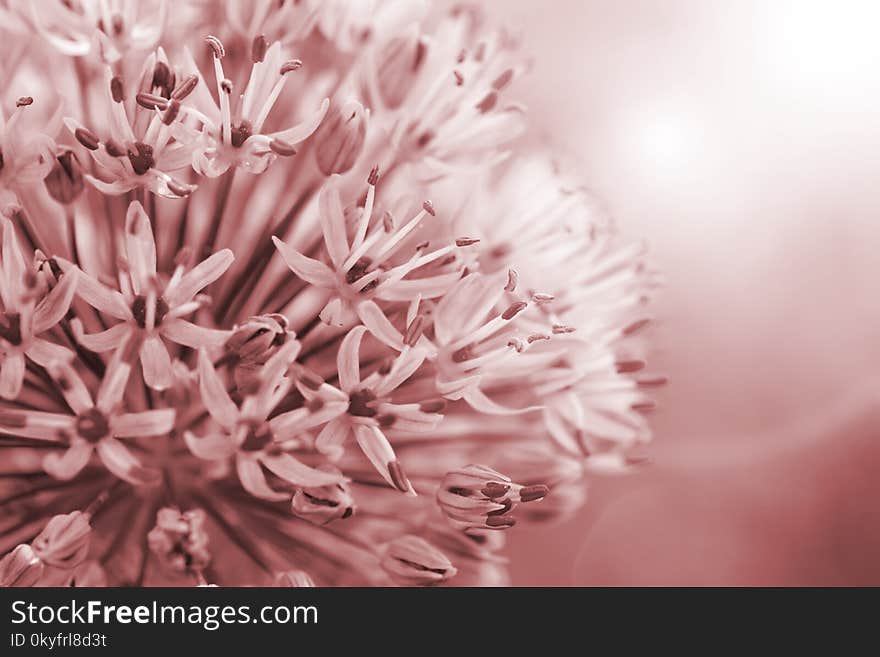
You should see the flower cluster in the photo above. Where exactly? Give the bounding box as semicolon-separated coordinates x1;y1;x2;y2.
0;1;662;586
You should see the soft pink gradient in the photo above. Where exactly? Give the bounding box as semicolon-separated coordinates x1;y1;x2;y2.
490;0;880;585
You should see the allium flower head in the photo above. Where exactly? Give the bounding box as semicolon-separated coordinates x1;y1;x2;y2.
0;1;663;587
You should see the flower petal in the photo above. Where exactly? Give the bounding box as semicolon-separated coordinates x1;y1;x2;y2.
462;387;543;416
337;325;367;392
96;438;160;486
162;319;229;349
32;269;78;334
260;452;348;488
184;430;237;460
271;236;336;288
96;335;136;413
69;266;133;320
317;180;349;269
72;321;131;352
235;455;289;501
124;201;157;295
25;338;74;368
0;352;25;400
353;424;414;495
139;335;172;391
356;300;404;351
197;349;239;429
166;249;234;307
111;410;175;438
269;97;330;144
0;218;26;308
43;443;93;481
314;417;349;461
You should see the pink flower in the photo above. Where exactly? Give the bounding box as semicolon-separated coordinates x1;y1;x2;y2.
0;217;78;399
67;200;232;390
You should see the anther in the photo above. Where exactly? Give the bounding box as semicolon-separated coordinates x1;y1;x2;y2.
475;91;498;113
110;76;125;103
252;34;268;63
418;399;447;414
162;99;181;125
422;200;435;216
205;35;225;58
171;75;199;101
74;127;100;151
220;79;233;94
136;92;168;111
623;318;652;336
368;165;380;186
520;484;549;502
453;70;464;86
269;139;297;156
527;333;550;343
455;237;479;247
280;60;303;75
16;97;33;107
501;301;527;320
505;269;518;292
531;292;554;304
552;324;576;334
492;69;514;91
387;460;412;493
404;314;426;347
616;360;646;374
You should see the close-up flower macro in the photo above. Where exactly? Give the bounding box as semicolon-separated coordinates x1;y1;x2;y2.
0;0;659;588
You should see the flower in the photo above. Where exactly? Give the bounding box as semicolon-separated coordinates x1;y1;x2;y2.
67;200;233;390
31;0;167;63
380;535;456;586
180;35;328;177
0;217;78;399
0;2;660;588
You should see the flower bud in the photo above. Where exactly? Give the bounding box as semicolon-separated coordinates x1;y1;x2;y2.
380;535;457;586
291;467;355;525
0;544;44;587
226;314;290;362
273;570;315;587
314;100;367;175
376;32;427;109
44;150;85;204
437;464;549;531
147;508;211;573
31;511;91;569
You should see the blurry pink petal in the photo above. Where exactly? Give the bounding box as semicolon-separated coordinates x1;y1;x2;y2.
463;388;543;416
315;417;349;461
271;236;336;287
43;442;93;480
0;352;25;400
25;338;74;368
268;98;330;144
0;410;73;441
269;401;348;440
260;452;348;488
0;219;26;308
162;319;229;348
166;249;234;306
32;269;79;334
198;349;239;429
235;455;289;501
139;336;172;391
96;336;136;413
73;321;131;352
337;325;367;392
96;438;160;486
184;430;237;460
124;201;157;295
111;410;175;437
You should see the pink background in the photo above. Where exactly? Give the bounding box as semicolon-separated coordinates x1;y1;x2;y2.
486;0;880;585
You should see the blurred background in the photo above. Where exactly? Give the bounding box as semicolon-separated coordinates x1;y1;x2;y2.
481;0;880;585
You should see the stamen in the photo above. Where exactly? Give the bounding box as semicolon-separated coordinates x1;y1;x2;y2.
171;75;199;101
486;515;516;528
552;324;576;334
501;301;527;320
403;314;426;346
382;211;394;232
220;79;233;95
476;91;498;113
453;70;464;86
505;269;518;292
481;482;510;498
162;99;181;125
110;76;125;103
368;165;380;186
623;318;652;336
455;237;479;247
280;60;303;75
520;484;549;502
492;69;515;91
205;35;225;58
527;333;550;343
16;96;33;107
422;200;435;216
418;399;447;414
387;460;412;493
74;127;100;150
251;34;268;63
616;360;646;374
136;92;169;111
531;292;555;304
